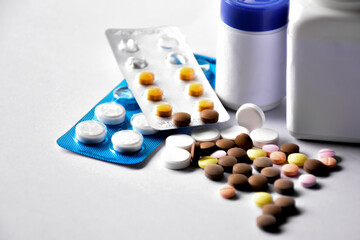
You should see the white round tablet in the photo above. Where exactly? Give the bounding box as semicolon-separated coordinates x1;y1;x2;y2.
220;125;250;140
165;134;195;152
163;147;191;170
236;103;266;132
111;130;143;153
95;102;126;125
131;113;158;135
191;127;220;142
75;120;107;144
250;128;279;148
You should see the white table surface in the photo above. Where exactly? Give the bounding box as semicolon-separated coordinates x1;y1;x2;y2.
1;0;360;239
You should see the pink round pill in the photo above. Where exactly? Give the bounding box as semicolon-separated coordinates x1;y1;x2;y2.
299;174;316;188
210;150;227;159
318;148;335;159
262;144;280;157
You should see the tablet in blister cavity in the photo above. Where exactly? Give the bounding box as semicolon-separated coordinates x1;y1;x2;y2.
106;26;229;130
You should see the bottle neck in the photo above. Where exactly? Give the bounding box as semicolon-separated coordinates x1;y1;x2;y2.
313;0;360;10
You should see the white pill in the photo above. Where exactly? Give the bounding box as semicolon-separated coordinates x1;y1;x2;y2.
163;147;191;170
165;134;195;152
95;102;126;125
250;128;279;148
236;103;266;132
131;113;158;135
220;125;250;140
191;127;220;142
111;130;143;153
75;120;107;144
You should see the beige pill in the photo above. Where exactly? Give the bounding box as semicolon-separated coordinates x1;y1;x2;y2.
219;186;236;199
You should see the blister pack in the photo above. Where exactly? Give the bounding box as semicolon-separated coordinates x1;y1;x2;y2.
57;54;216;165
106;26;229;130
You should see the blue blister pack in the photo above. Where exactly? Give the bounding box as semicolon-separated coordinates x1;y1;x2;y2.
57;54;216;165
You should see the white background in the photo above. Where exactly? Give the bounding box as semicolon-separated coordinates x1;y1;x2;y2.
1;0;360;239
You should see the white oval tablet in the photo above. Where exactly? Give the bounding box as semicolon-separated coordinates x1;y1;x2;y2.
236;103;266;132
250;128;279;148
131;113;158;135
95;102;126;125
220;125;250;140
191;127;220;142
163;147;191;170
165;134;195;152
111;130;143;153
75;120;107;144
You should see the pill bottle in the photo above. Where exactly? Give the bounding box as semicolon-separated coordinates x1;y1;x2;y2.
216;0;289;111
287;0;360;143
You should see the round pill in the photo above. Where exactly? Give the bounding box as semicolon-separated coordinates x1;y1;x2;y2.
320;157;337;169
75;120;107;144
216;139;235;151
288;153;307;167
261;167;281;184
228;174;249;190
227;147;249;163
299;174;317;188
204;164;224;181
262;144;280;157
95;102;126;125
179;67;195;81
198;99;214;112
219;186;236;199
112;130;143;153
253;157;273;172
269;151;287;165
172;112;191;127
304;159;326;176
218;156;237;172
253;192;273;207
130;113;158;135
188;83;204;97
138;71;154;85
262;204;282;218
247;148;267;161
200;142;216;156
248;175;268;191
234;133;253;150
163;147;191;170
275;196;296;215
191;127;220;142
318;148;335;159
220;125;250;140
233;163;253;177
236;103;266;132
165;134;195;152
250;128;279;148
210;150;227;159
190;142;201;164
274;179;294;195
281;164;299;177
257;215;277;231
147;87;163;101
200;109;219;124
198;156;218;169
156;103;172;117
280;143;300;156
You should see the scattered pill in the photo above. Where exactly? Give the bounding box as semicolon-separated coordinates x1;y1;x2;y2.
112;130;143;153
275;196;296;215
233;163;253;177
218;156;237;172
253;192;273;207
288;153;307;167
200;109;219;123
227;147;249;163
248;175;268;191
204;164;224;181
236;103;265;132
257;214;277;231
228;174;249;190
172;112;191;127
262;204;282;218
262;144;279;157
210;150;227;159
280;143;299;156
220;186;236;199
156;103;172;117
318;148;335;159
138;71;154;85
320;157;337;169
191;142;201;164
269;151;287;165
299;174;317;188
220;125;250;140
304;159;326;176
261;167;281;184
95;102;126;125
200;142;217;156
253;157;273;172
147;87;163;101
274;179;294;195
188;83;204;97
250;128;279;148
198;156;218;168
281;164;299;177
216;139;235;151
247;148;267;161
235;133;253;150
165;134;195;152
179;67;195;81
131;113;159;135
198;99;214;112
163;147;191;170
191;127;220;142
75;120;107;144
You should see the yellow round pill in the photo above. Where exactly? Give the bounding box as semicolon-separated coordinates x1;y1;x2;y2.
198;156;218;168
188;83;204;97
147;87;163;101
247;148;267;161
288;153;307;167
179;67;195;81
139;71;154;85
156;103;172;117
198;99;214;112
253;192;273;207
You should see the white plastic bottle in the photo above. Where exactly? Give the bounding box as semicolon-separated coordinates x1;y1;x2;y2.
216;0;289;111
287;0;360;143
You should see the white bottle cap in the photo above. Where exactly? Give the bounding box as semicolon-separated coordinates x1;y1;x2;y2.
111;130;143;153
165;134;195;152
131;113;159;135
95;102;126;125
163;147;191;170
236;103;266;132
75;120;107;144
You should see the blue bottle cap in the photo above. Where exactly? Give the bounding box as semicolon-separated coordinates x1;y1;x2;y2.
221;0;289;32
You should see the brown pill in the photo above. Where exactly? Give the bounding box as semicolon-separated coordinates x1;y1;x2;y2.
200;141;216;156
257;214;277;231
218;156;237;173
261;167;281;183
274;179;294;195
280;143;299;156
233;163;253;177
275;196;296;215
234;133;253;150
304;159;326;176
200;109;219;123
216;139;235;151
227;147;250;163
191;142;201;165
219;186;236;199
204;164;224;181
248;174;268;191
172;112;191;127
228;174;249;190
253;157;273;172
262;204;283;218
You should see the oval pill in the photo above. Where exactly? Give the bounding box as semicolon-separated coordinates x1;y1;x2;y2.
210;150;227;159
200;109;219;123
198;99;214;112
299;174;317;188
288;153;307;167
274;178;294;195
156;103;172;117
198;156;218;168
75;120;107;144
233;163;253;177
304;159;326;176
216;139;235;151
172;112;191;127
188;82;204;97
234;133;253;150
280;143;299;156
147;87;163;101
253;157;273;172
138;71;154;85
218;156;237;172
247;148;267;161
262;144;279;157
261;167;281;184
281;164;299;177
269;151;287;165
227;147;249;163
179;67;195;81
248;175;268;191
257;214;277;231
204;164;224;181
228;174;248;190
320;157;337;168
262;204;282;218
253;192;273;207
219;186;236;199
